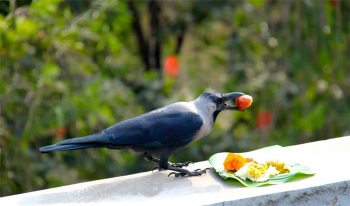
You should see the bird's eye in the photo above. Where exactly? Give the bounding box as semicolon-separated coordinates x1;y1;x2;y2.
216;98;223;104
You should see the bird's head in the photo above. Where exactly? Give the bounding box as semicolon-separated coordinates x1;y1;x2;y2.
195;91;245;122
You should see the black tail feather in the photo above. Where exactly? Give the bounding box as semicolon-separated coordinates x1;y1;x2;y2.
39;133;111;153
39;143;104;153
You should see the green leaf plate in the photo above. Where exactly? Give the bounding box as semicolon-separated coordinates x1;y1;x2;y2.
209;145;316;187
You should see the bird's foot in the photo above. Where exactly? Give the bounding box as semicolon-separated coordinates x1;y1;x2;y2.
170;161;194;168
168;168;211;177
152;161;194;172
152;166;165;172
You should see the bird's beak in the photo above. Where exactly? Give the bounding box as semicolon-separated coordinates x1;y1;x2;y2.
221;92;245;111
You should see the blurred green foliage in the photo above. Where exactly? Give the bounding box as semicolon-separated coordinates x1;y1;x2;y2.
0;0;349;196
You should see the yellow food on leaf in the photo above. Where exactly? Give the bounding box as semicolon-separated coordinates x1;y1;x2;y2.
266;160;290;174
235;162;280;182
247;163;268;179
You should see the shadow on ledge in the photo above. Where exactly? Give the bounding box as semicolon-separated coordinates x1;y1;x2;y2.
18;171;221;205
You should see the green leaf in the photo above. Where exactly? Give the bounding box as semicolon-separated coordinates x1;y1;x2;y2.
248;0;265;8
209;145;315;187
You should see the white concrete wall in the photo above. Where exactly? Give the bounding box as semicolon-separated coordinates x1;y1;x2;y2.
1;136;350;206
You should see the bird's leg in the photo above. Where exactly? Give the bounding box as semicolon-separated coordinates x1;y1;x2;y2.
159;154;210;177
144;152;193;171
166;166;211;177
144;152;164;171
143;152;160;163
169;161;194;168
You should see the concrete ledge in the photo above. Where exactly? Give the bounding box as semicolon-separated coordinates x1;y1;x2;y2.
1;136;350;205
215;181;350;206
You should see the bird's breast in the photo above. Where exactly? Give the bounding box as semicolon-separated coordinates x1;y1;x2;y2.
189;121;213;144
170;101;214;144
189;103;214;144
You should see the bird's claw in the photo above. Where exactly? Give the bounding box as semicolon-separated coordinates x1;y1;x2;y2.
195;168;211;173
168;168;211;177
168;172;186;177
170;161;194;168
152;166;164;172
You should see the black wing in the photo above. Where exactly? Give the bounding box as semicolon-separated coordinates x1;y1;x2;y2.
103;105;203;149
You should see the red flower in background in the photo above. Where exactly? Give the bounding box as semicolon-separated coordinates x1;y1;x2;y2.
38;30;46;38
256;111;271;129
164;55;180;77
56;127;67;136
329;0;338;8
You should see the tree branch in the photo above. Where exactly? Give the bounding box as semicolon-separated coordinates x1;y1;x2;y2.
127;1;150;71
10;0;16;14
148;0;161;70
175;23;186;55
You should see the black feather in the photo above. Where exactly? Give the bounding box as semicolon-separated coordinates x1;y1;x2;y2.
39;133;111;153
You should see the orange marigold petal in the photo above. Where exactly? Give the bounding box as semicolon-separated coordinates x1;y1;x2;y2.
246;158;254;163
223;153;247;171
245;158;258;164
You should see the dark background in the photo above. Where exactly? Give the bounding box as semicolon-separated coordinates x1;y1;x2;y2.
0;0;349;196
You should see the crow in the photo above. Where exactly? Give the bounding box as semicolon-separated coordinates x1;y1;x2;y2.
40;91;246;177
